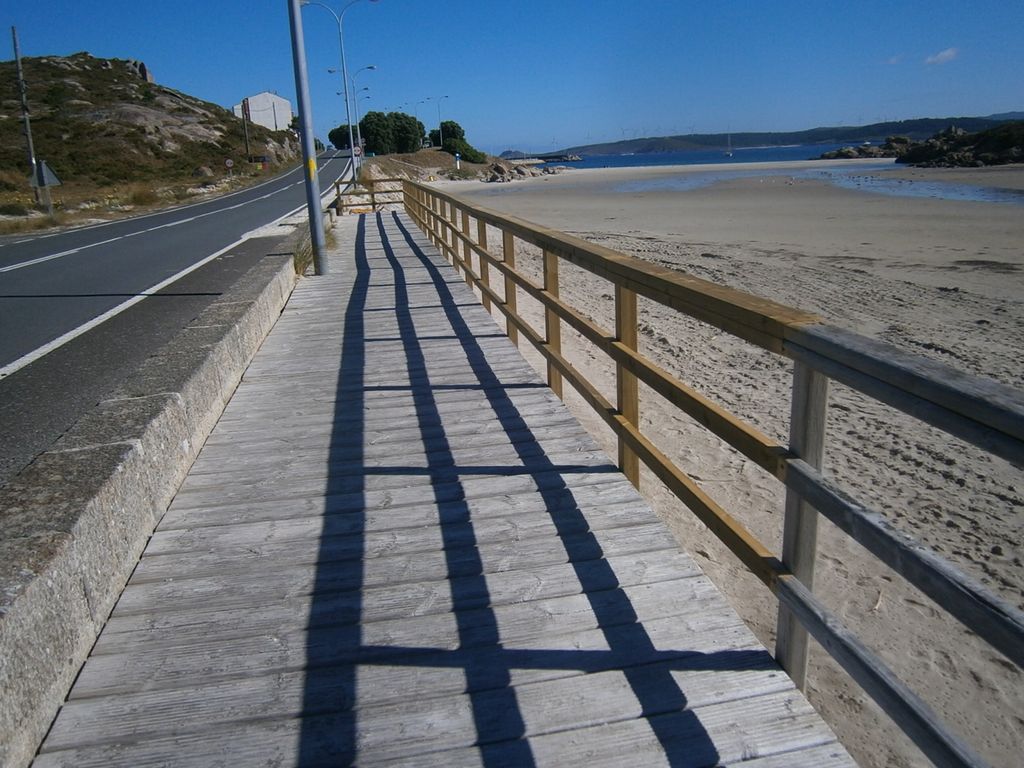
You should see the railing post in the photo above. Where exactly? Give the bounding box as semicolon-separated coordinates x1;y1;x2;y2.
452;201;460;270
477;219;491;311
502;231;519;345
615;286;640;487
775;361;830;690
461;210;472;286
543;249;563;398
370;181;376;211
434;197;443;252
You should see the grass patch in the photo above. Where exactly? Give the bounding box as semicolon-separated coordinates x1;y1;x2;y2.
0;213;66;235
128;187;160;206
0;202;30;216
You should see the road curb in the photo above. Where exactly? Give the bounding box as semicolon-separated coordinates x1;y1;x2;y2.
0;241;298;768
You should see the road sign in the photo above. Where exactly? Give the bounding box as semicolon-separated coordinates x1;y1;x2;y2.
225;159;235;169
28;160;61;188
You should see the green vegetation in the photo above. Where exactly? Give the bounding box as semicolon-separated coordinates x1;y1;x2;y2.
332;115;487;163
0;52;299;206
330;111;425;155
442;137;486;164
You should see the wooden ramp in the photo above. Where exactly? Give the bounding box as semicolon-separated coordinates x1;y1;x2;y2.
34;212;854;767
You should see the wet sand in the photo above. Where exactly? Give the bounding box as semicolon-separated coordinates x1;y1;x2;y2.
435;161;1024;767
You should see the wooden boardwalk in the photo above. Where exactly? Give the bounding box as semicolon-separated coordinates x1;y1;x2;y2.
34;212;854;767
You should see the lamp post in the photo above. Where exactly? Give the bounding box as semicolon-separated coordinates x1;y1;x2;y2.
353;87;370;154
350;65;376;153
413;99;429;147
429;95;449;146
300;0;379;173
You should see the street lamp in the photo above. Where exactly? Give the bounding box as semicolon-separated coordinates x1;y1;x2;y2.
429;95;449;146
413;99;429;146
352;87;370;154
300;0;379;171
349;65;376;153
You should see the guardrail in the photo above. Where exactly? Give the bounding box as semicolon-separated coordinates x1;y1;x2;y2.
399;179;1024;768
334;177;404;214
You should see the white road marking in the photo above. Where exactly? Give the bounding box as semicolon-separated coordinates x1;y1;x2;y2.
0;160;352;379
0;154;342;250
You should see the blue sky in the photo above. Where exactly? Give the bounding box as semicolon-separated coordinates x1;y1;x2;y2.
7;1;1023;154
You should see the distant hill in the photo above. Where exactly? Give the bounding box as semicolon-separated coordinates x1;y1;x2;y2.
0;52;298;187
560;114;1022;156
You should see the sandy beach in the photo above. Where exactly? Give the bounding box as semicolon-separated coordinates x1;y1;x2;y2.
435;161;1024;767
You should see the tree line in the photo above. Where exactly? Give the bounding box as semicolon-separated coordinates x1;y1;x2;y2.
329;112;485;163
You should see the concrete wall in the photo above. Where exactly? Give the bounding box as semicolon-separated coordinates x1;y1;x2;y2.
0;244;298;768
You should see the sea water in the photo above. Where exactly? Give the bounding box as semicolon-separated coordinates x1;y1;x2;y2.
543;145;1024;205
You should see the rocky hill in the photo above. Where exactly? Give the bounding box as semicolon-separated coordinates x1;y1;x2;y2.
0;52;298;188
559;115;1018;157
820;122;1024;166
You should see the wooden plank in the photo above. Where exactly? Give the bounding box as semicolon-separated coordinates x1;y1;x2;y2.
785;326;1024;465
477;217;491;311
37;688;842;768
100;549;702;656
775;362;829;690
45;623;770;753
134;521;675;602
615;284;640;487
503;230;519;344
157;471;643;535
461;209;472;287
776;575;989;768
784;458;1024;671
69;577;725;698
543;249;563;398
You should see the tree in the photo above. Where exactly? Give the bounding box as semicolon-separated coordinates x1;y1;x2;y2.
359;111;394;155
328;124;354;150
440;120;465;143
389;112;425;153
429;120;465;147
442;137;486;164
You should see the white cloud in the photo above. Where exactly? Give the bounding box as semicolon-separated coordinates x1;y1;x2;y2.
887;54;903;65
925;48;959;65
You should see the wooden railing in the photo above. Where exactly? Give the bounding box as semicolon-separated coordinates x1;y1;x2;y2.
334;177;404;214
399;179;1024;768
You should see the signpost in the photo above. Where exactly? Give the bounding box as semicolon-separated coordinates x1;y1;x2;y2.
28;160;61;216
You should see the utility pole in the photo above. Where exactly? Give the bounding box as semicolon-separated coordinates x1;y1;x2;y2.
287;0;327;275
11;26;39;203
241;97;252;160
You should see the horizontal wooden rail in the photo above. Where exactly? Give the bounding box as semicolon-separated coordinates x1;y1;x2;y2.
335;177;405;213
401;179;1019;768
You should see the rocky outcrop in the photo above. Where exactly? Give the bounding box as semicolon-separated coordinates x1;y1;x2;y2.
896;123;1023;167
485;161;567;183
819;136;910;160
0;52;299;187
820;123;1024;167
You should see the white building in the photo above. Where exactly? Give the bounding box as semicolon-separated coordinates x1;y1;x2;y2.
233;91;293;132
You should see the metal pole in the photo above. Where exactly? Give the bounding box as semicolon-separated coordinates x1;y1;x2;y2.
353;89;368;154
334;12;357;172
12;26;39;203
241;98;251;159
287;0;327;275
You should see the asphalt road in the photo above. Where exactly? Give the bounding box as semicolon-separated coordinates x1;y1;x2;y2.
0;154;351;485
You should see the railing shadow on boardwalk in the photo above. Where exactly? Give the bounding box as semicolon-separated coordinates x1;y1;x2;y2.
297;212;773;766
